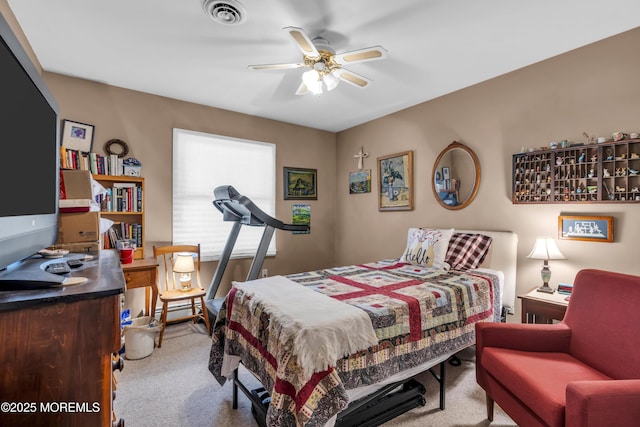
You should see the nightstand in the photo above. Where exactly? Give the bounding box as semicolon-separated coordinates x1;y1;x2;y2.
518;288;570;324
122;258;159;317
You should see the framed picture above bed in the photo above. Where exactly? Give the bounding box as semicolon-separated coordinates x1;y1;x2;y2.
377;150;414;211
284;167;317;200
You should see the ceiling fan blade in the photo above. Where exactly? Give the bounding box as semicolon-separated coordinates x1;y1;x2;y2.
333;68;371;88
295;82;309;96
333;46;388;65
248;62;305;71
283;26;320;58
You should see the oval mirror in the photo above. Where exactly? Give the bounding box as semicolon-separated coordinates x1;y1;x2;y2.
431;141;481;210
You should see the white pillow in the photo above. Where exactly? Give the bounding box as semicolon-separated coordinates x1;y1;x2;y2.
400;228;454;269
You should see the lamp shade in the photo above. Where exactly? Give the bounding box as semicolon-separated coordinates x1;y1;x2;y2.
302;69;323;95
323;71;340;91
173;253;195;273
527;237;566;260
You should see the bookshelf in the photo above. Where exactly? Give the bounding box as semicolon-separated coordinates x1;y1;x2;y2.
93;175;145;259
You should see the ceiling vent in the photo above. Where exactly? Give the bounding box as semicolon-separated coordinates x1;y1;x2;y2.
203;0;245;25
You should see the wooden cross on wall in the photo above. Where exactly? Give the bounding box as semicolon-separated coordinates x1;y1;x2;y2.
354;146;369;170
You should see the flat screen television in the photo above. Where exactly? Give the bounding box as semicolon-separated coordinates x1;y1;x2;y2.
0;12;60;275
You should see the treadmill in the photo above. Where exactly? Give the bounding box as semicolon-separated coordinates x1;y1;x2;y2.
204;185;309;321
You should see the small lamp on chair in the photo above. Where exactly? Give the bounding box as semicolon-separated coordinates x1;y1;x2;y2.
173;253;195;292
527;236;566;294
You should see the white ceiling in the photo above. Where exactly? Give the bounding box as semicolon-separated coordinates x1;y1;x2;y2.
8;0;640;132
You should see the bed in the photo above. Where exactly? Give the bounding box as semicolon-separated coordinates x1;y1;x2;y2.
209;228;517;426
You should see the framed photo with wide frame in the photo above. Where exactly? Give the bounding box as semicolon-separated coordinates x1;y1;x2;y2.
61;119;95;152
558;215;613;243
283;167;317;200
377;150;414;211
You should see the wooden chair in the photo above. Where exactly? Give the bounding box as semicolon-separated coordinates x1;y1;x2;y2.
153;244;211;347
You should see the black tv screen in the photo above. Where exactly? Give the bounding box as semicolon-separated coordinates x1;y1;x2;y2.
0;11;59;272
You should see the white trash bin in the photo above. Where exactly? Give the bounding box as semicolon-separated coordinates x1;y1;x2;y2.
123;316;162;360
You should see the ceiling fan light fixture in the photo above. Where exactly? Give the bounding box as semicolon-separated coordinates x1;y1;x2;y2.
202;0;245;25
302;70;323;95
323;71;340;91
249;26;387;96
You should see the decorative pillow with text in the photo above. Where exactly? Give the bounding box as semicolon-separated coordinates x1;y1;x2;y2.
400;228;454;269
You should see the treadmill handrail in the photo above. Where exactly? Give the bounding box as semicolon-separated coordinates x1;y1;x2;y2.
213;185;309;232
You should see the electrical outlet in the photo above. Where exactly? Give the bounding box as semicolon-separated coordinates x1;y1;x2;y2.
261;269;268;278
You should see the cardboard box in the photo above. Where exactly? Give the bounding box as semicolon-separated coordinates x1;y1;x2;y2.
56;211;100;243
61;169;92;199
49;241;100;254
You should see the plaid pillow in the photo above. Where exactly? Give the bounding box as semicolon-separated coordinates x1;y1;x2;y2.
445;233;493;271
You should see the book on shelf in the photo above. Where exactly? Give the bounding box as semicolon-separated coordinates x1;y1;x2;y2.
95;184;142;213
103;222;142;249
60;147;125;176
557;283;574;295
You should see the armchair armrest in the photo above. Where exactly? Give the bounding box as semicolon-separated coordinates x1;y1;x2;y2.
476;321;571;353
566;380;640;427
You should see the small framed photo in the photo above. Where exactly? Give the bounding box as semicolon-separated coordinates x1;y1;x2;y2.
558;215;613;243
349;169;371;194
292;204;311;234
284;167;317;200
61;119;94;152
377;150;414;211
442;166;450;180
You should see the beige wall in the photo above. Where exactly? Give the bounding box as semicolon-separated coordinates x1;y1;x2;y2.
0;1;41;74
5;1;640;321
42;74;336;298
336;27;640;321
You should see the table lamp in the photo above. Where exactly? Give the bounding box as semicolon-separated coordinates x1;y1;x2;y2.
173;253;195;291
527;236;566;293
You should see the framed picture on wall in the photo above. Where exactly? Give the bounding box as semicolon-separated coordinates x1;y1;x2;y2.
377;150;414;211
558;215;613;243
284;167;317;200
442;166;450;180
349;169;371;194
61;119;94;152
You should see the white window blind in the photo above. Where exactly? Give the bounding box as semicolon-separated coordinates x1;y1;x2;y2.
172;129;276;261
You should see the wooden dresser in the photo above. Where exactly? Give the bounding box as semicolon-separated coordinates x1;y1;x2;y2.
0;250;125;426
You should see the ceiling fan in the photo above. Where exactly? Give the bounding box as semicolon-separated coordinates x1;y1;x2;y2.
248;27;387;96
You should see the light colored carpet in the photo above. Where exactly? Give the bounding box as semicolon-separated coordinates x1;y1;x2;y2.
114;323;518;426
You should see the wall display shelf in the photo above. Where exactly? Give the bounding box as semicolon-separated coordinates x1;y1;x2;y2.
94;175;145;259
513;139;640;204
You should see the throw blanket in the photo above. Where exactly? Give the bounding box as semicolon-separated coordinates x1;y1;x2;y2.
233;276;378;378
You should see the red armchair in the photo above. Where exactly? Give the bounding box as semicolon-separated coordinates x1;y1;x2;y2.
476;269;640;427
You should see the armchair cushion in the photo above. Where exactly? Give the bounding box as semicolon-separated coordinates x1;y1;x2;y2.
482;347;611;427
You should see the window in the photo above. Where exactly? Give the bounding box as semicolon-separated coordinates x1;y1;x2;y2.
172;129;276;261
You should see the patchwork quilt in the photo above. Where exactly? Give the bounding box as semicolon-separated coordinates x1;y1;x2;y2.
209;259;501;426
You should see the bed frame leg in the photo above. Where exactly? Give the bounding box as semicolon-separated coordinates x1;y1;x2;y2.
232;368;239;409
428;360;446;410
439;361;446;410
